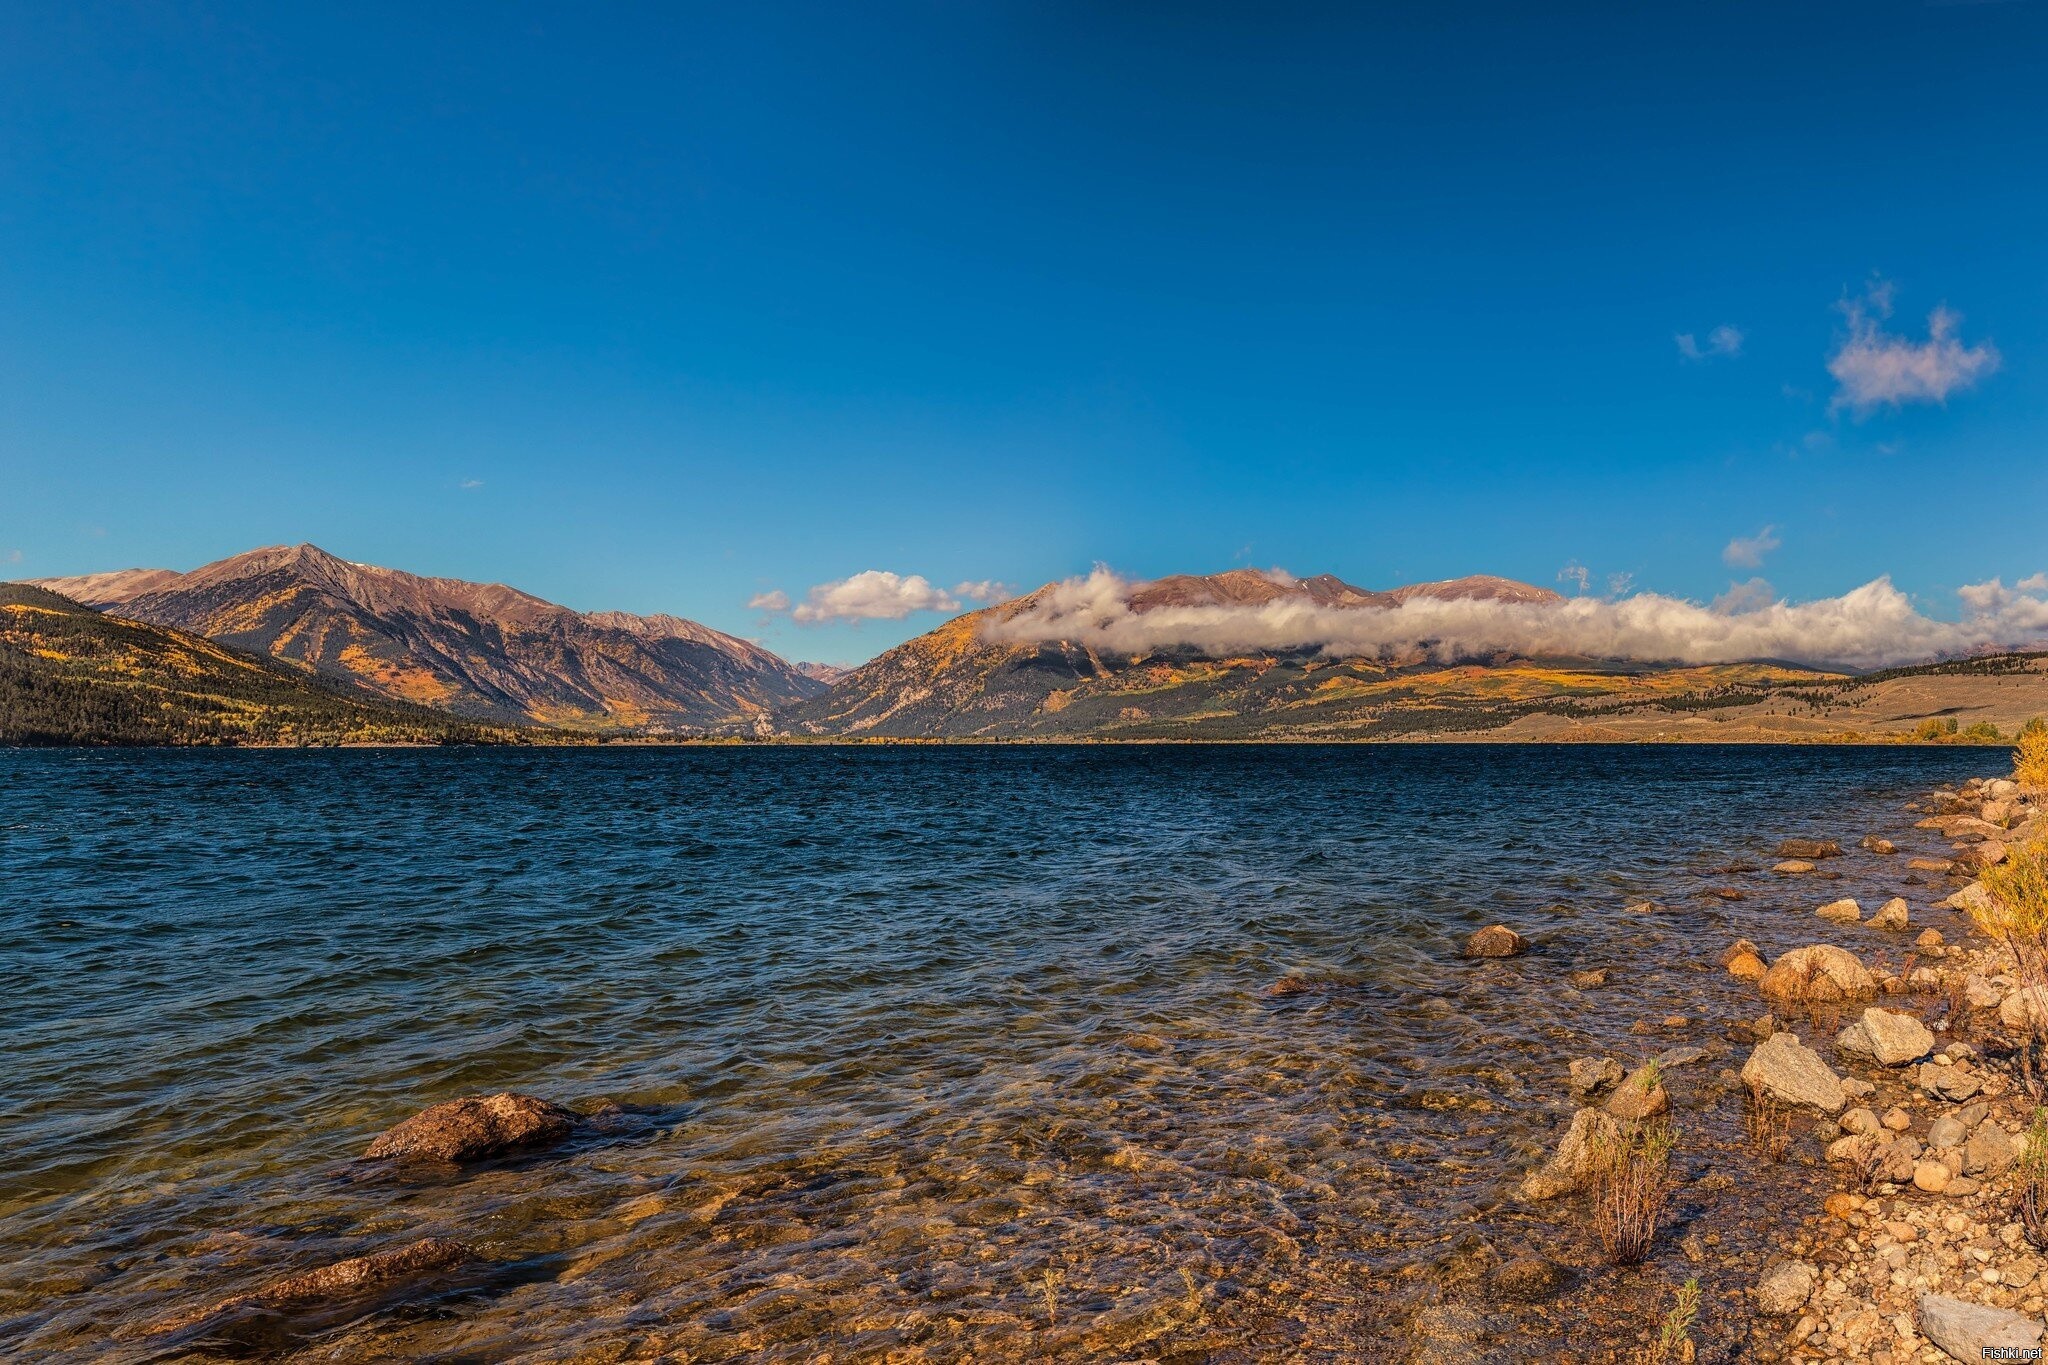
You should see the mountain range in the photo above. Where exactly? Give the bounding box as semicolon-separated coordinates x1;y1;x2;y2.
13;550;2048;744
32;544;823;731
0;582;531;746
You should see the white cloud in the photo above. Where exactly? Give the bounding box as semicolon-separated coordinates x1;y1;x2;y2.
977;568;2048;672
4;549;22;564
1827;280;1999;413
1712;578;1777;615
752;571;1011;623
1723;526;1782;569
1558;562;1591;594
786;571;962;623
951;579;1013;604
459;479;484;490
1676;325;1744;361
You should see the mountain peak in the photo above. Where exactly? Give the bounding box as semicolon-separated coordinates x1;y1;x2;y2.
26;543;824;730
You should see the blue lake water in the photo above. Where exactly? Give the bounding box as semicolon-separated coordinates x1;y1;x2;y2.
0;744;1995;1360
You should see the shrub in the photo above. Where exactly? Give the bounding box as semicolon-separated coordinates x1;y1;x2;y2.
1972;834;2048;1094
1914;717;1960;742
2017;721;2048;789
1588;1121;1675;1265
1962;721;2003;743
2020;1108;2048;1251
1640;1277;1702;1364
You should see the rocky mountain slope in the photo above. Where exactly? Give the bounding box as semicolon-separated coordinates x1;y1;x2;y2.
33;544;823;731
0;583;531;746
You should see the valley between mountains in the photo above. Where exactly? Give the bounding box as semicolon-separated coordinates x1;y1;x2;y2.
10;546;2048;746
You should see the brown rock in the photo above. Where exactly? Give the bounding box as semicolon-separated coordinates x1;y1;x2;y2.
1706;887;1747;901
1568;968;1608;989
1464;924;1528;959
1775;859;1817;874
1815;897;1862;924
1726;951;1766;981
1721;939;1762;968
1758;945;1878;1005
1916;927;1945;951
1603;1065;1670;1122
363;1093;579;1164
1862;836;1898;855
1908;857;1956;873
1778;838;1844;860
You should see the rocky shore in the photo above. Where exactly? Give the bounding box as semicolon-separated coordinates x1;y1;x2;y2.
1494;768;2048;1362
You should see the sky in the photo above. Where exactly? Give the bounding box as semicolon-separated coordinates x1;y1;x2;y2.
3;2;2046;666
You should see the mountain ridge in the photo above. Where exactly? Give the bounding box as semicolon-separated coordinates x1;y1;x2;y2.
0;582;533;746
31;544;823;731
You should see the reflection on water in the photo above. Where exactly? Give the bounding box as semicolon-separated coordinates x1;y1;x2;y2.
0;744;1988;1359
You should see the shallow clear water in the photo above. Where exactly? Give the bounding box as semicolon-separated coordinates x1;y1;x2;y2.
0;744;1992;1360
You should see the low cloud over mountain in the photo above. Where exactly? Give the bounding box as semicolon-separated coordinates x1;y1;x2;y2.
981;568;2048;672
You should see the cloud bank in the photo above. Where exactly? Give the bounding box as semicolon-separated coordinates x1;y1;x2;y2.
1828;281;1999;413
978;568;2048;671
757;571;1016;624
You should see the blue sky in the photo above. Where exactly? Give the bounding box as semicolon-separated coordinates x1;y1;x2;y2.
3;2;2045;664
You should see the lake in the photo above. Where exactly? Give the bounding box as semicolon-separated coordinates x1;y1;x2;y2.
0;744;1994;1360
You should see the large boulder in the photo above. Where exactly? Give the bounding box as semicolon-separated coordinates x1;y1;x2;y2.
1755;1261;1817;1315
1869;897;1911;931
1741;1032;1845;1113
1464;924;1528;958
363;1093;580;1164
1517;1107;1622;1201
1917;1293;2043;1359
1836;1007;1935;1066
1758;945;1877;1005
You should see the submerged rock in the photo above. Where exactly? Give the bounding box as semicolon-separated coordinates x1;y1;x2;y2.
161;1237;479;1334
1490;1256;1570;1303
1741;1033;1844;1113
1862;835;1898;854
364;1092;580;1164
1778;838;1843;860
1566;1056;1626;1099
1464;924;1528;959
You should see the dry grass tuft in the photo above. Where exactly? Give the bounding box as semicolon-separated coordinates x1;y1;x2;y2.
1588;1121;1676;1265
1741;1089;1792;1164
